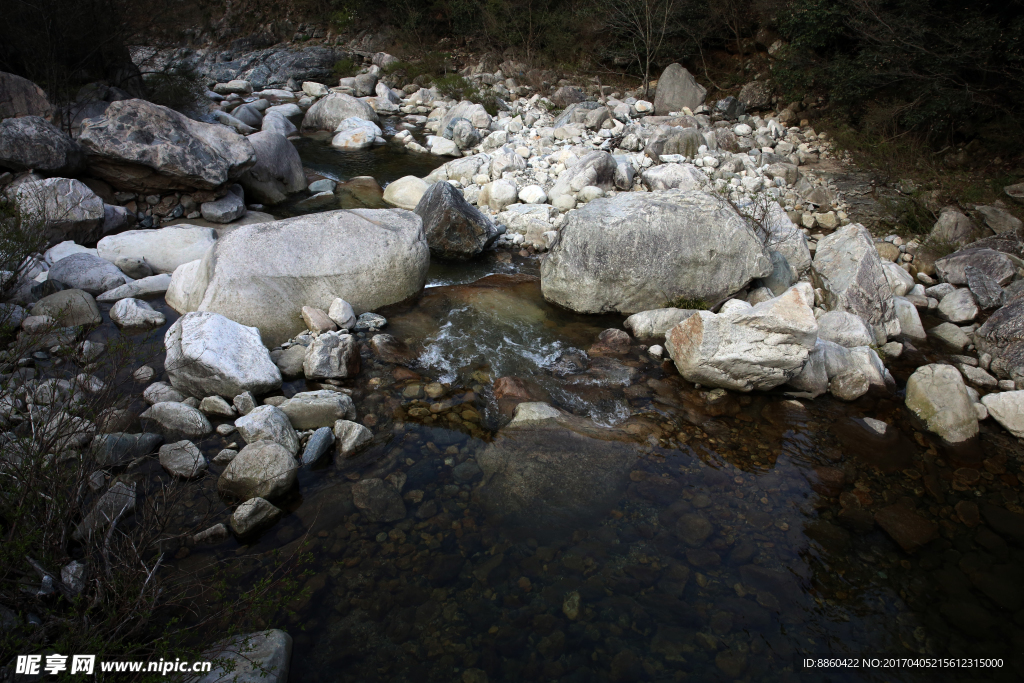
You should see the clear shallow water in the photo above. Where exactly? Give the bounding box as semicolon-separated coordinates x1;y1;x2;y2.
290;133;444;187
94;135;1024;683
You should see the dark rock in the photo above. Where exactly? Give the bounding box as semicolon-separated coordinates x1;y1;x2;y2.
589;328;631;355
414;180;499;261
738;80;773;110
475;415;640;539
452;460;482;483
974;299;1024;382
369;334;415;365
0;71;52;119
428;554;465;585
979;503;1024;546
300;426;335;466
91;432;163;467
0;116;84;175
874;504;937;552
715;96;745;119
551;86;585;109
965;265;1004;309
352;477;405;522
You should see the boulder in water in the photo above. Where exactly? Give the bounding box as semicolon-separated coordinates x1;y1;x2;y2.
237;131;307;205
414;180;499;260
170;209;429;347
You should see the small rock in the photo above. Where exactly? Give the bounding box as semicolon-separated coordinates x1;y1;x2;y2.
301;426;335;466
158;440;208;478
230;497;282;535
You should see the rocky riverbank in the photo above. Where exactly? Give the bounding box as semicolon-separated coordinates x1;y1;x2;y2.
2;44;1024;682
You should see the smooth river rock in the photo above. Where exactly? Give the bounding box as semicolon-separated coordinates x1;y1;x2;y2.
905;364;979;443
541;189;771;314
167;209;429;346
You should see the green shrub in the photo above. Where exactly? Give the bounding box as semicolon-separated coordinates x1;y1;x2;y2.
666;296;709;310
333;58;357;79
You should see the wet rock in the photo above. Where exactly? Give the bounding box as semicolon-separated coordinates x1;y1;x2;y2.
905;364;979;443
230;497;282;536
979;503;1024;545
194;629;291;683
475;406;639;538
78;99;255;192
415;181;499;261
369;333;415;364
300;427;335;466
589;328;631;355
542;189;771;314
91;432;163;467
140;402;213;440
453;460;482;483
165;312;282;399
666;285;817;391
272;345;306;378
872;505;937;552
352;478;405;522
218;440;298;501
715;650;748;679
676;514;713;547
980;391;1024;438
304;331;360;380
811;224;899;343
30;289;101;327
158;440;208;478
170;209;428;347
334;419;372;457
235;405;300;455
279;390;355;430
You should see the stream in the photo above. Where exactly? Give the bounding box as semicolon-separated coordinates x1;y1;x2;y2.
83;131;1023;682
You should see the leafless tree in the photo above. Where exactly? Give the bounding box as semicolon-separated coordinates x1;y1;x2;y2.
600;0;679;98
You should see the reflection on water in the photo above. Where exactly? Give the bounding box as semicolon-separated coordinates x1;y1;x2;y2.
290;134;444;187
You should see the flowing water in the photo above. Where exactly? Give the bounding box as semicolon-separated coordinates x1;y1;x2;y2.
95;137;1024;682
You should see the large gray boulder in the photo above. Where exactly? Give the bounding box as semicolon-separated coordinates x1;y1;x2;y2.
548;152;617;205
13;178;105;244
653;64;707;115
165;311;282;399
237;131;307;205
905;364;978;443
97;226;215;275
811;224;900;344
77;99;255;192
47;253;126;294
665;285;818;391
475;404;640;538
0;71;52;119
217;440;297;501
414;180;499;260
168;209;429;346
0;116;83;175
541;189;771;314
300;92;378;131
